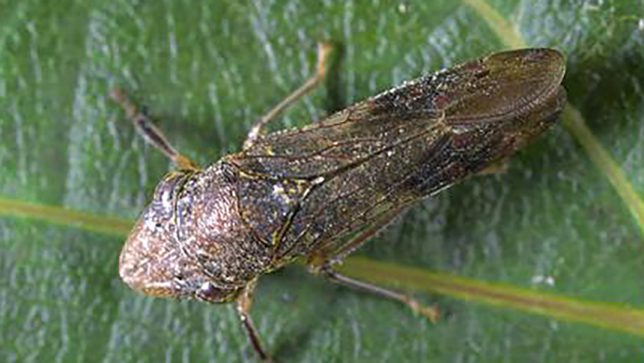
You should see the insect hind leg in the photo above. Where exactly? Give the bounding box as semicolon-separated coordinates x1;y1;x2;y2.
307;207;438;323
318;266;439;323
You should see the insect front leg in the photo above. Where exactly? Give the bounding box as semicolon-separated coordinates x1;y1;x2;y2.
110;88;199;171
236;279;273;362
243;42;333;149
308;208;439;323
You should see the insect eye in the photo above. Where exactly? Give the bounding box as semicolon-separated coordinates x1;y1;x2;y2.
154;172;190;209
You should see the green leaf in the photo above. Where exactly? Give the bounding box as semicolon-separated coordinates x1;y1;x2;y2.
2;1;643;362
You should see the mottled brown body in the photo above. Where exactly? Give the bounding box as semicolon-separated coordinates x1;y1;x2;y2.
116;47;566;360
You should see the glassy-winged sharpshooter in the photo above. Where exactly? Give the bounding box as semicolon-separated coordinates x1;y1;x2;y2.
113;43;566;361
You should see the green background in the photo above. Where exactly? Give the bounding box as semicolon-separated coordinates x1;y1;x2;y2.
1;0;643;362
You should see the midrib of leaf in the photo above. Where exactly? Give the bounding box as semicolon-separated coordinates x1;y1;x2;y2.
463;0;644;237
2;197;644;338
0;197;131;236
340;257;644;338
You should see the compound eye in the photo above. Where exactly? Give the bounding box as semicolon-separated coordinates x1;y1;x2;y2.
154;172;189;208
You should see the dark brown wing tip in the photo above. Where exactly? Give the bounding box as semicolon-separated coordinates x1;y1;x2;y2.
488;48;566;82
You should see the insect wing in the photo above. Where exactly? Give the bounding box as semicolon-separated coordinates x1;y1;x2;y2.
228;48;566;256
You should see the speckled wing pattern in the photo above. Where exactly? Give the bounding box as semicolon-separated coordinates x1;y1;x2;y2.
228;49;566;260
228;96;448;258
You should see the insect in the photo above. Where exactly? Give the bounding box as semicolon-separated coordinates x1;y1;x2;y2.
114;43;566;361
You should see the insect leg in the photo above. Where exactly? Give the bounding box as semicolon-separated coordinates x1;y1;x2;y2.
319;266;439;323
236;280;273;362
110;88;198;171
243;42;333;149
308;207;438;322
